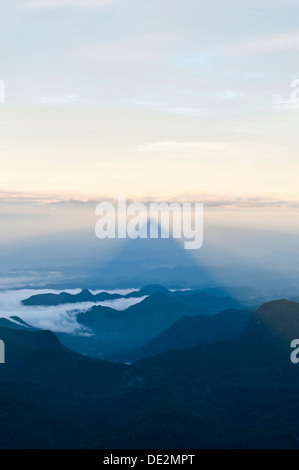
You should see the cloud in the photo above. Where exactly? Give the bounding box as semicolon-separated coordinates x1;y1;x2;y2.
0;289;146;334
175;193;299;209
26;0;115;9
38;94;83;105
130;192;299;209
75;44;156;64
1;189;299;210
217;91;243;100
0;190;95;204
75;33;179;65
274;94;299;110
137;141;227;154
127;99;207;117
225;31;299;56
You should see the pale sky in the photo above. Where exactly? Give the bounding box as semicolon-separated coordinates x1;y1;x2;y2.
0;0;298;204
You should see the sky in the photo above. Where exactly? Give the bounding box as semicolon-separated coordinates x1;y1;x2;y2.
0;0;298;198
0;0;299;266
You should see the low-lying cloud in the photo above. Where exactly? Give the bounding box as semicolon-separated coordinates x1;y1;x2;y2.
0;289;145;334
26;0;115;10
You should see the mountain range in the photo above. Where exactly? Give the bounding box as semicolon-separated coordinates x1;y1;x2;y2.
56;289;244;358
122;308;251;362
22;284;171;306
0;299;299;448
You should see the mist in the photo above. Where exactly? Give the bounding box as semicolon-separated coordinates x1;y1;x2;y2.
0;289;146;334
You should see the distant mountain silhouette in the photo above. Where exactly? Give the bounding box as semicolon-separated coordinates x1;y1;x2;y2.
22;284;171;306
0;317;35;331
58;291;242;358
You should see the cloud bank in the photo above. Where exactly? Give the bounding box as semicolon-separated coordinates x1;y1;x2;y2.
0;289;145;334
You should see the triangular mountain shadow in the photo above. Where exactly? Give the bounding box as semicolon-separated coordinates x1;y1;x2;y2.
93;219;240;291
88;217;289;299
7;218;272;297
